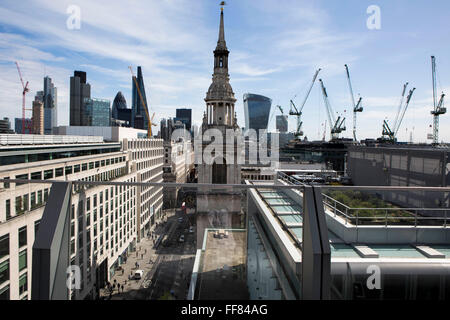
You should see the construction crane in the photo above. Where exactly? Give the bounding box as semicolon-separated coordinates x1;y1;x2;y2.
319;79;346;140
382;83;416;142
322;120;327;141
128;66;156;137
15;62;31;134
289;68;321;138
277;105;284;115
430;56;446;145
344;64;363;141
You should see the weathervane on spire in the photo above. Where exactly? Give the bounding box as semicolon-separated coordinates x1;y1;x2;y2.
220;1;226;12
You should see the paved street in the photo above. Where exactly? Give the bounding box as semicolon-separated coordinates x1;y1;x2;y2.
100;208;196;300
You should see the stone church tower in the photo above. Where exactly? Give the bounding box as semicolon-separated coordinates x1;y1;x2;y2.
196;8;243;247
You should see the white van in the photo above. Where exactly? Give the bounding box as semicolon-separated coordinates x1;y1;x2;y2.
134;270;144;280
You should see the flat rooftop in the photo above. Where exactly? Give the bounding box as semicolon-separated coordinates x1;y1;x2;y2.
196;230;248;300
250;181;450;262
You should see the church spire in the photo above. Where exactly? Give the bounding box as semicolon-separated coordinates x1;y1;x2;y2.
216;8;227;51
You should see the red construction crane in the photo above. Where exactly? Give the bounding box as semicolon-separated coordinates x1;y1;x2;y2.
15;62;31;134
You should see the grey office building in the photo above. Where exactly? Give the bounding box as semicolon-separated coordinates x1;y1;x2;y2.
43;76;57;134
347;144;450;211
243;93;272;132
276;115;288;133
14;118;32;134
70;71;91;126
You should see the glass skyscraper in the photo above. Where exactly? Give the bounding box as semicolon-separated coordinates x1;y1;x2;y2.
243;93;272;132
43;76;57;134
70;71;91;126
84;98;111;127
131;66;148;130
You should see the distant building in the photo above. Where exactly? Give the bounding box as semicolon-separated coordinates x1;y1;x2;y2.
70;71;91;126
84;98;111;127
163;139;194;208
43;76;57;134
175;108;192;131
243;93;272;132
160;118;175;142
0;117;14;134
14;118;32;134
131;66;148;130
347;144;450;210
276;115;288;133
111;91;131;126
32;100;44;135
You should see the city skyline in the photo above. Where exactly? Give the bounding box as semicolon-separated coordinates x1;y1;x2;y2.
0;1;450;142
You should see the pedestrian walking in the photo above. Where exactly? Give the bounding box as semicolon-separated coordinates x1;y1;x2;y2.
121;284;124;293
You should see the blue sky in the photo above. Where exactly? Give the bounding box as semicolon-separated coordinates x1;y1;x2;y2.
1;0;450;142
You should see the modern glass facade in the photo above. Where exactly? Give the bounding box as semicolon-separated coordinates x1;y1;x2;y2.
43;76;57;135
84;98;111;127
243;93;272;132
175;108;192;131
14;118;32;134
131;66;148;130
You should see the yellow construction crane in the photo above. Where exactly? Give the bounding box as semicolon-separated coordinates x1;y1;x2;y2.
128;66;156;137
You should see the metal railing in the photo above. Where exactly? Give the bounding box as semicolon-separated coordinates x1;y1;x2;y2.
277;172;450;228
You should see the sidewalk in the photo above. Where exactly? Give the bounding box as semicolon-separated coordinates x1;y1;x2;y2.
99;210;176;300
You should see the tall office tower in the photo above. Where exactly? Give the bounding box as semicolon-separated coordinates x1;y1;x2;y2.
70;71;91;126
175;108;192;131
276;115;288;133
35;91;44;103
43;76;57;134
197;7;242;248
32;100;44;135
160;118;168;141
243;93;272;132
14;118;32;134
161;118;175;141
131;66;148;130
111;92;131;127
83;98;111;127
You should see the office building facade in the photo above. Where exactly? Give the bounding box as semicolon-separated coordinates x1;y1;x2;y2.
43;77;57;134
31;101;44;135
0;129;163;300
276;115;288;133
13;119;31;135
175;108;192;131
84;98;111;127
163;140;194;208
243;93;272;132
70;71;91;126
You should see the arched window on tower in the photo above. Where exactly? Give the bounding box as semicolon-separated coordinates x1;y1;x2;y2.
212;159;227;184
219;57;224;68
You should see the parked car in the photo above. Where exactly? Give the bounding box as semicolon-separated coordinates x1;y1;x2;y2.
134;270;144;280
178;235;185;243
189;226;194;233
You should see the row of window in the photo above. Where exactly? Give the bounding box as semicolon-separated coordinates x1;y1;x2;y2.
2;156;126;189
